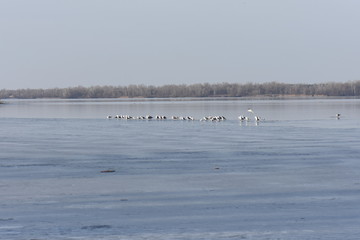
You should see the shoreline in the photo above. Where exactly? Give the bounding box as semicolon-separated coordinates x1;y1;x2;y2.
1;95;359;102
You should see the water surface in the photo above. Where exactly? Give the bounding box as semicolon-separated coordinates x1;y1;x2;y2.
1;99;360;239
1;98;359;121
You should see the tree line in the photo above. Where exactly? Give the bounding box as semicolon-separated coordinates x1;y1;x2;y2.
1;81;360;99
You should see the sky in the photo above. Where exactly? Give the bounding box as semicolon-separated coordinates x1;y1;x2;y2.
1;0;360;89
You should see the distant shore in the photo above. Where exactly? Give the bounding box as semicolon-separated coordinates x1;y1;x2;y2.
2;95;359;103
1;81;360;99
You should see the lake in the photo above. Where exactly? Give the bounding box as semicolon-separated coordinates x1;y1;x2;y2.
1;98;360;239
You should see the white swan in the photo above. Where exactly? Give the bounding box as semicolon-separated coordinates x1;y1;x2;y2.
238;115;249;121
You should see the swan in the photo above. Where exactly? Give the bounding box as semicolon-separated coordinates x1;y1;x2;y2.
238;115;249;121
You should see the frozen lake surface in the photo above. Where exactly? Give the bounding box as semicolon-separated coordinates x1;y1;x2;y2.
1;98;360;239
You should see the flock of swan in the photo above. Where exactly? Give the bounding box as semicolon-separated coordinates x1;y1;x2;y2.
106;114;227;121
106;109;264;122
107;108;343;122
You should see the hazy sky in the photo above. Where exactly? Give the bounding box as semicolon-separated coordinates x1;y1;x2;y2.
1;0;360;89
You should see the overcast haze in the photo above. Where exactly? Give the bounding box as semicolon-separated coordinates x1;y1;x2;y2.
1;0;360;89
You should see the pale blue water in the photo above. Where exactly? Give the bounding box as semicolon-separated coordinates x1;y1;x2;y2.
1;99;360;239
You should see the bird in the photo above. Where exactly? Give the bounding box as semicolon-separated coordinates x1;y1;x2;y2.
238;115;249;121
248;108;263;121
248;108;254;114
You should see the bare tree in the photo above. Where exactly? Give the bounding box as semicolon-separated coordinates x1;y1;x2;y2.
1;81;360;99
